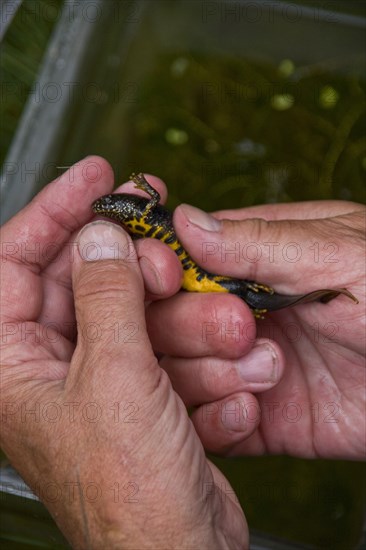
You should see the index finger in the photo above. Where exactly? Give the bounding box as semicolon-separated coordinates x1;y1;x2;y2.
1;156;114;271
211;200;363;221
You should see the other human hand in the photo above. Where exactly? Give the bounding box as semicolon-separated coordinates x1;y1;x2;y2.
145;190;365;460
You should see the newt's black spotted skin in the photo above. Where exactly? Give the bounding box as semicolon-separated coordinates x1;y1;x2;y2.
92;173;358;317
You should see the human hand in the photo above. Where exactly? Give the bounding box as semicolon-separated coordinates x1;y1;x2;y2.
144;191;365;460
0;158;248;549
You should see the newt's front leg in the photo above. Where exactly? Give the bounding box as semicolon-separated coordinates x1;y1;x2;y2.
130;173;160;214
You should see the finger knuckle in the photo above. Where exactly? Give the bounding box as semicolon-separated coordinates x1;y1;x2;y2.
200;295;252;358
75;261;140;310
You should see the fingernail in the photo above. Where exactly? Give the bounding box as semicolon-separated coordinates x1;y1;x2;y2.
139;256;164;295
237;343;279;383
221;399;248;432
180;204;221;232
77;221;135;261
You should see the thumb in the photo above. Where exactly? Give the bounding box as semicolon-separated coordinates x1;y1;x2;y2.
173;204;349;294
71;221;156;393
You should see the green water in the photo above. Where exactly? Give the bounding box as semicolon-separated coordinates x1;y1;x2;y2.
119;51;366;208
1;1;365;548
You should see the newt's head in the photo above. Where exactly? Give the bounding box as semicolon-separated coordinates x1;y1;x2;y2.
92;194;121;216
92;193;149;224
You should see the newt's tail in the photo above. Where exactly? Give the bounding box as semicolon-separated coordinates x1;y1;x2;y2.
241;285;358;315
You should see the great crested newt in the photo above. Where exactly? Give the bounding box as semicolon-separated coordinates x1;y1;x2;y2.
92;173;358;317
